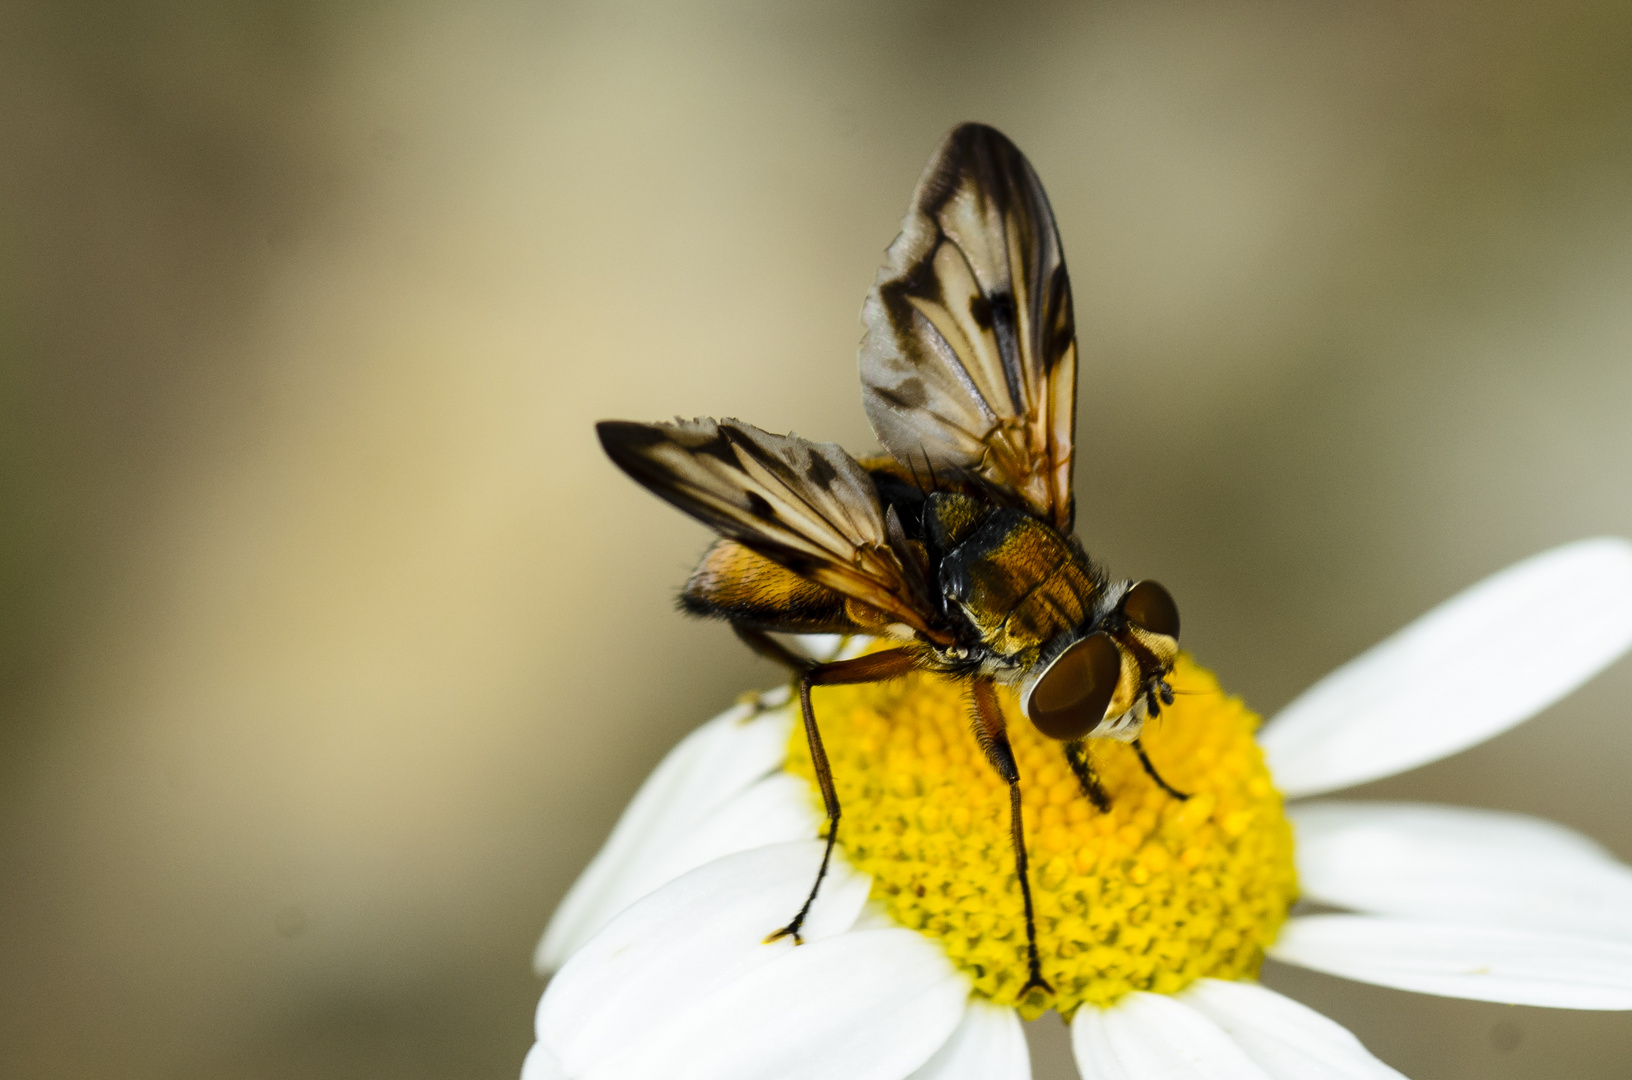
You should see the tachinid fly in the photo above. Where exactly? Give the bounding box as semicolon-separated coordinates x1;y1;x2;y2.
598;123;1185;997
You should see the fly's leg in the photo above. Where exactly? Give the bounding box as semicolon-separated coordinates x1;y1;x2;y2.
733;625;817;674
1132;737;1189;800
1063;738;1111;812
970;677;1053;999
731;627;815;713
765;646;918;945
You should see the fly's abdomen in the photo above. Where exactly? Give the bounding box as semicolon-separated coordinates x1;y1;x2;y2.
939;508;1100;662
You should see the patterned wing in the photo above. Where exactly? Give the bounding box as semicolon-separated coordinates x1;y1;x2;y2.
597;417;945;641
860;122;1078;533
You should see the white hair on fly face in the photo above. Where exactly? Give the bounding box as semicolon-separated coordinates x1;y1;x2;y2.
1095;695;1149;743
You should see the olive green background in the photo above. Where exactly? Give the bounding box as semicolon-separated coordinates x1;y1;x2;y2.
2;1;1630;1077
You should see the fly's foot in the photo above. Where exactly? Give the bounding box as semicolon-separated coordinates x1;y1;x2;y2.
1020;969;1055;999
737;683;793;714
763;917;806;946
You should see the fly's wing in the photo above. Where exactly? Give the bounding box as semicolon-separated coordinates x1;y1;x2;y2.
861;122;1078;533
597;417;946;641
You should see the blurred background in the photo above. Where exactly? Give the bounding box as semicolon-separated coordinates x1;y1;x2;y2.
2;0;1631;1077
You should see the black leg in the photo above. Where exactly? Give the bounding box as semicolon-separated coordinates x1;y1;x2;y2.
970;678;1053;999
733;625;817;673
1063;739;1110;812
764;647;919;945
1132;737;1189;800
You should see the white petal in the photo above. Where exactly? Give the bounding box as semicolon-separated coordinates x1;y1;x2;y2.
537;840;873;1072
1292;801;1632;941
836;634;882;660
1072;991;1271;1080
535;697;795;970
583;929;968;1080
629;772;821;908
1269;914;1632;1009
1180;979;1408;1080
520;1042;568;1080
766;633;879;663
905;998;1028;1080
779;633;847;662
851;897;907;932
1261;537;1632;797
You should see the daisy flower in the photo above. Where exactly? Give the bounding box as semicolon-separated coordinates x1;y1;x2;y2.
524;537;1632;1080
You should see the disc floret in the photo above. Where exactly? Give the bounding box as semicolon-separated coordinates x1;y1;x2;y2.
785;654;1297;1019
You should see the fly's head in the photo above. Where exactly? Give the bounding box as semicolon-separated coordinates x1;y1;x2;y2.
1017;581;1181;742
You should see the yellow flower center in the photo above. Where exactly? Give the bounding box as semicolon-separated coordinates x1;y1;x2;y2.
784;654;1297;1019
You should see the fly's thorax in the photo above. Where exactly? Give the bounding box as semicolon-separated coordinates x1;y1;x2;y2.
922;490;989;552
936;508;1102;660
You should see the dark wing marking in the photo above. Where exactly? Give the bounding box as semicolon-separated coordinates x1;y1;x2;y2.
860;122;1078;532
598;417;947;641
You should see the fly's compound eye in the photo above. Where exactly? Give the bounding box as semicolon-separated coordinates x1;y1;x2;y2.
1025;632;1122;741
1121;580;1180;640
